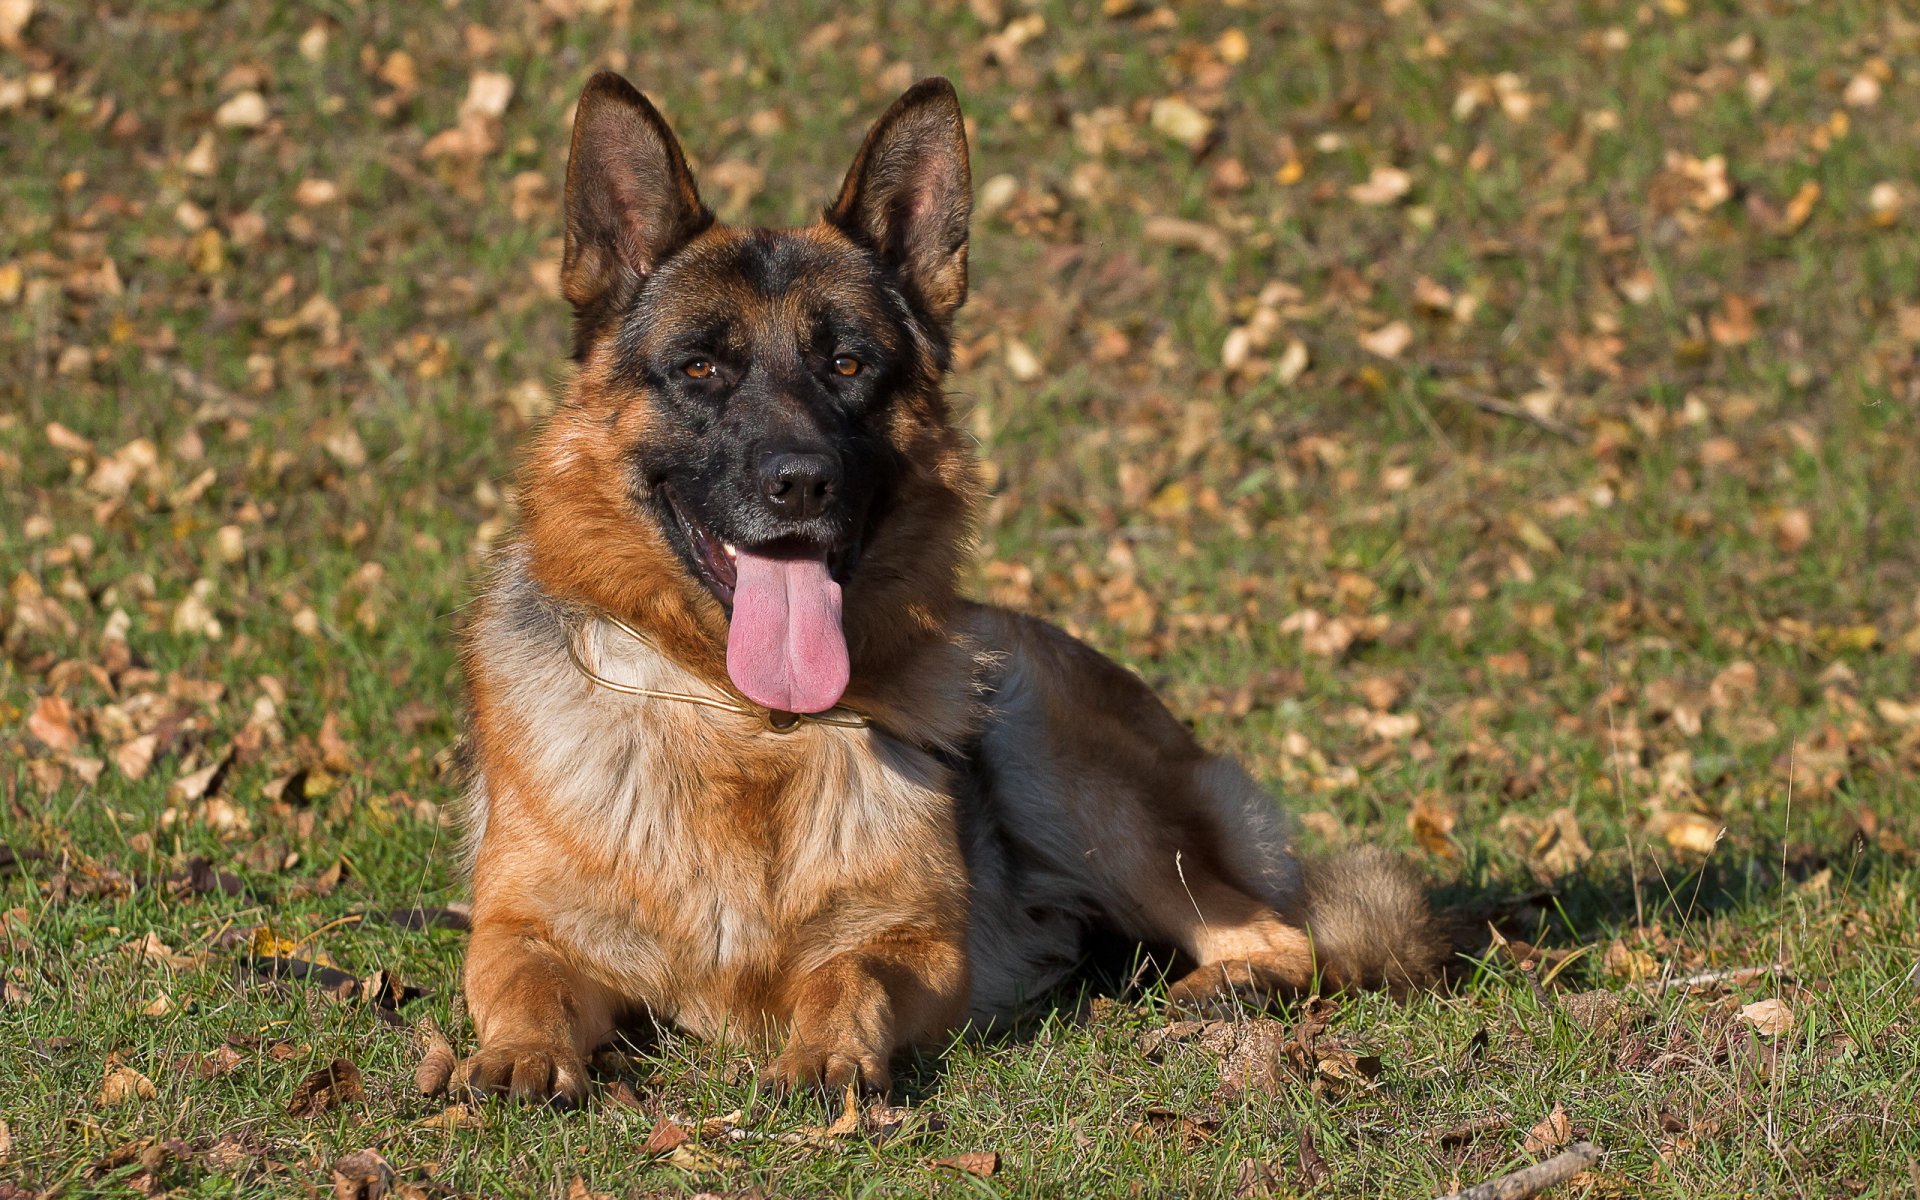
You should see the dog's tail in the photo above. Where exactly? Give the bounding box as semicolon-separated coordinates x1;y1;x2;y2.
1299;847;1448;995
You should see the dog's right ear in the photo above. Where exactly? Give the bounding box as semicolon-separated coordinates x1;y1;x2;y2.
561;73;711;346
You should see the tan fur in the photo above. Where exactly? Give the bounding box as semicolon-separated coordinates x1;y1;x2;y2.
455;76;1442;1103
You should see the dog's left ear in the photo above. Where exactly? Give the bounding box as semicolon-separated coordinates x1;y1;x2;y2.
828;78;971;330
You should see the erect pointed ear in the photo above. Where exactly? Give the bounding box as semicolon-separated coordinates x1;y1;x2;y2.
828;78;971;330
561;72;711;339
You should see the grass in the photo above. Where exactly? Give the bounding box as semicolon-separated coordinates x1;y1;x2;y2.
4;0;1919;1195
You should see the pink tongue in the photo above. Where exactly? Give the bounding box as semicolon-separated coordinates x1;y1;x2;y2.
725;549;849;714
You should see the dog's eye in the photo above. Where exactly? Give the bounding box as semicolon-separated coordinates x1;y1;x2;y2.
682;359;716;380
831;355;861;378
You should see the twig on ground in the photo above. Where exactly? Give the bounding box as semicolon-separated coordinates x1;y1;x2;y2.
1442;388;1587;443
1640;961;1790;993
1433;1142;1601;1200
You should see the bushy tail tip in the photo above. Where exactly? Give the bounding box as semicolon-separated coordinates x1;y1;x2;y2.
1301;847;1447;994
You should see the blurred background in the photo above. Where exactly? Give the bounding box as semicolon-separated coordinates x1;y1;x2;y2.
3;1;1919;1194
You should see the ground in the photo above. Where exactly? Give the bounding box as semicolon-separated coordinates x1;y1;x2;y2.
3;0;1919;1196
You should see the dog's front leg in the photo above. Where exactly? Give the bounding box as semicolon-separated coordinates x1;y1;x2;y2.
456;918;617;1105
769;925;969;1097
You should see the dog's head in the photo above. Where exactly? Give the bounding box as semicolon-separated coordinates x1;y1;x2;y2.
520;73;981;715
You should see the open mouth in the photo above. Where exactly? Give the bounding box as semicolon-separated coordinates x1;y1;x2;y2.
663;487;741;605
658;487;853;715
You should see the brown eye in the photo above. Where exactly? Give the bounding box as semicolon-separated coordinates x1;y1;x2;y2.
832;355;861;377
683;359;715;379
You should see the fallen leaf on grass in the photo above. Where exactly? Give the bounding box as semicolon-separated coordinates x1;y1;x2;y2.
1148;97;1212;149
214;90;268;129
330;1149;393;1200
1348;164;1411;206
1651;811;1723;855
1408;798;1459;859
567;1179;615;1200
1358;320;1413;360
124;932;207;970
931;1151;1000;1177
28;695;80;752
99;1064;158;1107
1141;215;1231;261
799;1082;864;1139
645;1118;691;1154
663;1143;743;1173
1523;1101;1572;1153
287;1058;363;1118
414;1104;482;1131
1603;939;1659;983
0;0;33;47
1738;998;1794;1037
172;1044;245;1079
1296;1128;1330;1188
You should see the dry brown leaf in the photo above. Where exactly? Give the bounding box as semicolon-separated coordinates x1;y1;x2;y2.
663;1143;743;1173
1602;939;1658;983
214;90;269;129
414;1104;482;1131
287;1058;364;1118
330;1149;394;1200
1141;216;1231;261
1348;164;1412;206
0;0;33;45
461;71;514;120
1358;320;1413;359
294;178;340;207
1524;807;1594;876
1875;698;1920;727
567;1178;615;1200
124;931;206;970
1522;1101;1573;1154
1408;798;1459;859
27;695;80;752
1004;339;1042;382
114;732;160;780
1769;507;1812;553
99;1064;158;1107
1738;997;1794;1037
931;1151;1000;1177
1781;181;1820;232
1652;811;1723;855
1148;97;1212;149
645;1118;691;1154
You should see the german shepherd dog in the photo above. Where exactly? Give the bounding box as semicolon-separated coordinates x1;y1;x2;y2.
455;72;1442;1102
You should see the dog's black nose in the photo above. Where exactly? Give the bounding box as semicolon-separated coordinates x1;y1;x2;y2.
758;450;840;519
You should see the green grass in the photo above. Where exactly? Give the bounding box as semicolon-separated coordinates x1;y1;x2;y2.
4;0;1919;1195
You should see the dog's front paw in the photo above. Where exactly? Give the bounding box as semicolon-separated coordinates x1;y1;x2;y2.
766;1037;890;1099
454;1043;588;1105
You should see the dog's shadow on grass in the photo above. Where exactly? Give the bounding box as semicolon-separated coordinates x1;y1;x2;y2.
575;832;1895;1109
1433;826;1892;974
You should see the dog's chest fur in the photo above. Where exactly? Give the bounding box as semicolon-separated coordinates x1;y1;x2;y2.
462;555;965;1038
